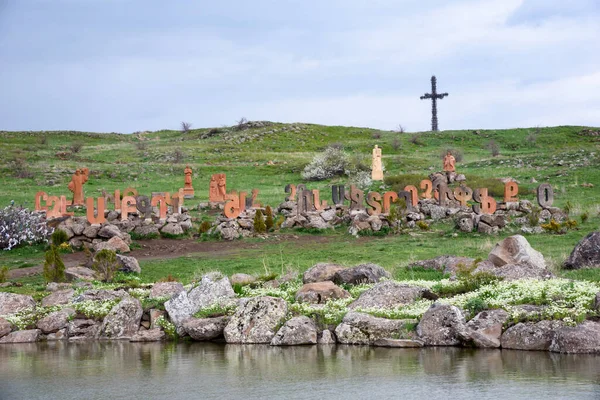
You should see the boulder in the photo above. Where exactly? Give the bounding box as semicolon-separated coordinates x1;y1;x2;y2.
492;263;554;281
306;214;330;230
47;329;68;341
373;338;424;348
73;289;127;303
223;296;288;344
295;281;351;304
549;320;600;353
564;232;600;269
116;254;141;273
71;218;87;236
230;273;257;286
462;309;509;348
0;329;40;343
488;235;545;269
161;223;184;236
133;224;160;237
335;312;415;345
416;303;466;346
320;209;337;222
46;282;72;292
150;282;185;299
477;222;498;235
37;309;75;334
97;224;123;239
98;297;143;339
0;292;36;315
595;293;600;313
318;330;336;344
67;319;101;339
501;320;563;350
333;263;390;285
271;316;317;346
348;281;436;310
220;227;238;241
94;236;130;253
479;214;507;228
303;263;346;284
183;316;230;341
130;328;166;342
83;224;101;238
42;289;75;307
409;255;475;275
456;214;474;233
65;266;97;282
0;317;12;338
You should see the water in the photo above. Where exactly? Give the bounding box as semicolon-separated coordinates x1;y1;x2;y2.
1;342;599;400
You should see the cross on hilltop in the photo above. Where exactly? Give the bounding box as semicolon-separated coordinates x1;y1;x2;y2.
420;75;448;132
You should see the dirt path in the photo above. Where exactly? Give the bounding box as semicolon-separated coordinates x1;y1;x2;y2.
8;234;339;279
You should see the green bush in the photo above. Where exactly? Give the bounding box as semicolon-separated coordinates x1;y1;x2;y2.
198;220;212;234
581;212;589;224
0;266;9;283
384;174;424;192
93;249;119;282
51;229;69;246
265;206;274;231
43;245;66;283
253;209;266;233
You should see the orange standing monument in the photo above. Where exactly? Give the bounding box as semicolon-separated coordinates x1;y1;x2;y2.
443;151;456;173
371;145;383;181
67;168;89;206
209;174;227;202
183;165;195;199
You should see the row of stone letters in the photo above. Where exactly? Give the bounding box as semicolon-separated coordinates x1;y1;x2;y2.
285;181;554;215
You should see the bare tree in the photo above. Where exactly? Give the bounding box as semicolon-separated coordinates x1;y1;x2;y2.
395;124;406;134
236;117;248;131
181;121;192;133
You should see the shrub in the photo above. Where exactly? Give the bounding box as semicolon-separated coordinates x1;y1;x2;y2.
563;219;578;230
276;215;285;229
409;134;423;145
236;117;248;131
93;249;119;282
135;141;148;151
464;296;488;316
528;205;541;226
372;132;382;139
487;140;500;157
526;131;537;145
0;266;9;283
193;303;236;318
181;121;192;132
0;204;53;250
265;206;274;231
52;229;69;246
155;316;178;340
301;147;348;181
173;148;185;163
198;221;212;234
348;170;372;191
253;210;266;233
581;212;589;224
39;136;48;145
43;245;66;283
541;219;563;234
463;176;505;198
417;220;430;231
395;124;406;134
12;158;34;179
563;201;573;217
70;142;84;153
391;137;401;151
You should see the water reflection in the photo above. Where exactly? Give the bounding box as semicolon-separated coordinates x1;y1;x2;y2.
0;343;599;399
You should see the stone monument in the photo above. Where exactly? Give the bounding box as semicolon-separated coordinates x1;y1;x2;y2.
443;151;456;173
209;174;227;202
67;168;89;206
183;165;194;199
371;145;383;181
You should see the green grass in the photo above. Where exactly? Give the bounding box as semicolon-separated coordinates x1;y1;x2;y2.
1;123;600;287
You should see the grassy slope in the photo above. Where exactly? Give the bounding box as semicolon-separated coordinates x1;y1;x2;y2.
1;123;600;285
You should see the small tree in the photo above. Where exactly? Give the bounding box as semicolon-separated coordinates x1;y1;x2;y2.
264;206;274;231
181;121;192;132
93;249;118;283
253;210;266;234
52;229;69;246
43;245;65;283
236;117;248;131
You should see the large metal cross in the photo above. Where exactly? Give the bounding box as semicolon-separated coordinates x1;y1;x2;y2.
420;75;448;132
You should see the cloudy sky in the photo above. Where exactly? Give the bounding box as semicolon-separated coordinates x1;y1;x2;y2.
1;0;599;133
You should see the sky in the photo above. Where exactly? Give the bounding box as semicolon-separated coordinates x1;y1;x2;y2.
1;0;599;133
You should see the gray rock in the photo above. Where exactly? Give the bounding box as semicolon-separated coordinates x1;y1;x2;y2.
295;281;351;304
67;319;101;339
0;329;40;343
501;320;564;350
0;317;12;338
97;224;123;239
65;266;97;282
564;232;600;269
46;282;72;292
116;254;141;273
220;227;238;241
271;316;317;346
409;255;475;275
71;218;86;236
223;296;288;344
47;329;68;341
150;282;185;299
479;214;507;228
463;309;509;348
161;223;184;236
83;224;101;238
0;292;36;315
74;289;127;303
493;263;554;281
320;209;337;222
318;329;336;344
477;222;498;235
94;236;130;253
306;214;330;229
42;289;75;307
333;263;390;285
416;303;466;346
348;281;436;310
335;312;416;345
303;263;346;284
488;235;545;269
456;214;474;233
37;309;75;334
98;297;143;339
130;328;166;342
133;224;160;237
373;338;424;347
183;316;230;341
230;273;257;286
550;320;600;353
594;293;600;313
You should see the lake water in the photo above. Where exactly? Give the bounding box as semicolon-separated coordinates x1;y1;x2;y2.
1;342;599;399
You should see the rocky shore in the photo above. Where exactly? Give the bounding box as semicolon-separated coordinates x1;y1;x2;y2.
2;234;600;354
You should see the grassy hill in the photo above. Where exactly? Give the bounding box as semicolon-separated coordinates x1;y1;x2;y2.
1;122;600;285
